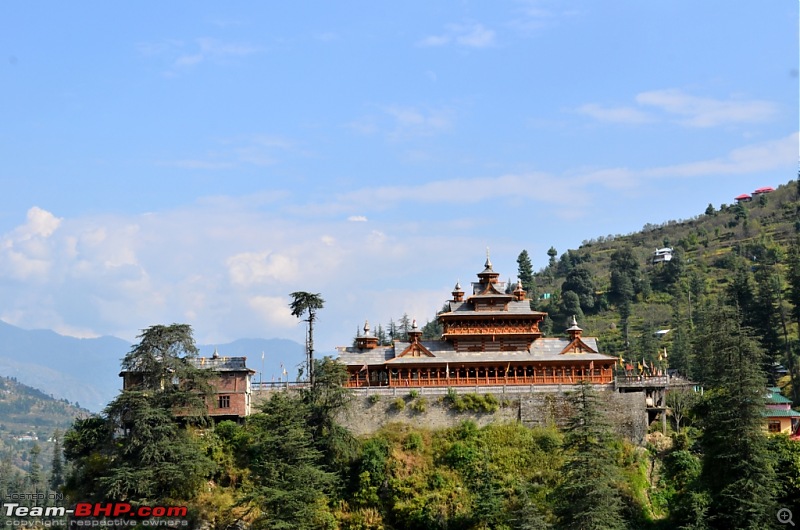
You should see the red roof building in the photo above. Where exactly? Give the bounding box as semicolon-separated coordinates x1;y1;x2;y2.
734;193;752;202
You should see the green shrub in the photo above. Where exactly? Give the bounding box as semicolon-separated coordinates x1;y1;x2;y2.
368;394;381;404
444;440;478;469
404;432;424;451
392;398;406;411
410;397;428;413
481;394;499;412
443;391;499;413
408;389;420;399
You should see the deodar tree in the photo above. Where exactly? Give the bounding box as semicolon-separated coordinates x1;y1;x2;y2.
553;382;626;530
289;292;325;386
64;324;213;505
693;304;779;530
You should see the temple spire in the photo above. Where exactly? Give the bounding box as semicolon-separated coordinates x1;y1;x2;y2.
452;279;464;302
566;315;583;340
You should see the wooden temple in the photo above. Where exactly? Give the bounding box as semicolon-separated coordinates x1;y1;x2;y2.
337;255;618;388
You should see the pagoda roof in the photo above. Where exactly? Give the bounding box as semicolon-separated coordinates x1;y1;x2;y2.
470;280;508;295
337;337;616;367
443;299;545;316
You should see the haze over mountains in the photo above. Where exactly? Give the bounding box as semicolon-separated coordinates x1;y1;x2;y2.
0;320;304;412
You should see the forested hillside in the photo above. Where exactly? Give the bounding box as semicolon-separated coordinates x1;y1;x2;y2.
525;179;800;392
0;375;88;514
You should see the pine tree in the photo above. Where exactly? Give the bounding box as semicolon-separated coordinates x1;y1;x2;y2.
304;357;357;480
517;249;538;302
562;267;596;313
787;240;800;404
610;270;634;347
694;304;779;530
510;487;551;530
553;382;626;530
64;324;214;503
398;313;411;341
547;247;558;268
751;259;784;370
49;429;65;492
289;292;325;385
245;392;336;529
26;444;43;494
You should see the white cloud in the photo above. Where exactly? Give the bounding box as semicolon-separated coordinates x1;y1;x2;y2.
0;207;63;281
227;251;300;287
248;296;298;328
332;172;575;210
579;89;778;128
636;89;777;127
418;23;496;49
643;132;798;178
418;35;450;47
17;207;62;240
0;132;794;345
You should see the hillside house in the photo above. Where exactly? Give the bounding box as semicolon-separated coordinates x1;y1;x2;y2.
120;350;255;421
734;193;752;203
752;186;775;196
652;248;673;264
764;387;800;436
337;255;618;388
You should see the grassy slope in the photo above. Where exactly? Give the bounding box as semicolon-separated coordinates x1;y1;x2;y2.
536;178;800;353
0;375;90;476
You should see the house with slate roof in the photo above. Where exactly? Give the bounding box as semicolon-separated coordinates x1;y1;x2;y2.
337;254;618;388
121;349;255;421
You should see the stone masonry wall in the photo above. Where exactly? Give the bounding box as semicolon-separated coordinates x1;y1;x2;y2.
334;386;649;445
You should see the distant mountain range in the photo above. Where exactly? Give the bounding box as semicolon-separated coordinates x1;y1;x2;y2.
0;320;304;412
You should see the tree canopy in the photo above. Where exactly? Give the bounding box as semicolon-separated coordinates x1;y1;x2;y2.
289;291;325;384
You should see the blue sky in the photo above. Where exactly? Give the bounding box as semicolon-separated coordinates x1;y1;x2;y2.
1;1;797;356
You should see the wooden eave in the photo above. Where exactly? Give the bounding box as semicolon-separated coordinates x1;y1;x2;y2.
475;282;508;296
388;342;436;361
559;338;598;355
438;312;547;321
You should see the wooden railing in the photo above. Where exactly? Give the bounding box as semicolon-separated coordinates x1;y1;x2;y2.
345;373;613;388
614;375;697;389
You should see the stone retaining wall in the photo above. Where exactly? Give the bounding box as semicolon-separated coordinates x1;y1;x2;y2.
333;386;648;444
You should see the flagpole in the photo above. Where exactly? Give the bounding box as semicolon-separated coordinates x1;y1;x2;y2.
261;351;265;389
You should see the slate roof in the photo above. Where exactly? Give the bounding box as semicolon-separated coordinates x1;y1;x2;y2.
189;357;255;373
443;299;545;316
337;337;616;367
